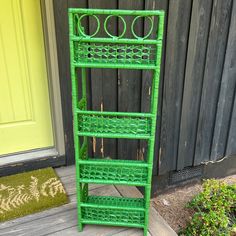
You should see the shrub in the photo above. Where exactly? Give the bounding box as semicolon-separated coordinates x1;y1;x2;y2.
179;179;236;236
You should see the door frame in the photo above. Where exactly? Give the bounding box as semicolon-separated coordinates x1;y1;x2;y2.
0;0;65;169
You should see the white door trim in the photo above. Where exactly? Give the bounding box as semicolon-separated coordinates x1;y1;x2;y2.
0;0;65;166
40;0;65;156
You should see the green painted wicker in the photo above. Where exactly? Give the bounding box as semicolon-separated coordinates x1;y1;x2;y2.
79;159;148;186
74;42;157;67
82;195;145;209
81;208;145;227
81;196;145;228
77;112;152;139
68;8;164;236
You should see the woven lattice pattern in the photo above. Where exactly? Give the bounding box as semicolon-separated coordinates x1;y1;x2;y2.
80;163;148;184
78;114;151;136
82;207;145;225
74;42;156;65
86;195;145;208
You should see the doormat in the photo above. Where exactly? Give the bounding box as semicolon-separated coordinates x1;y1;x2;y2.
0;167;68;222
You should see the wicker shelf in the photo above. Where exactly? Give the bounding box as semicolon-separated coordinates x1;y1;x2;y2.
81;195;145;228
79;159;148;186
81;195;145;210
69;8;164;236
72;41;158;70
77;111;152;139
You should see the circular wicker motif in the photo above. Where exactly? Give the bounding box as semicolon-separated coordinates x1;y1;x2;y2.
104;15;126;38
78;14;100;37
131;16;154;39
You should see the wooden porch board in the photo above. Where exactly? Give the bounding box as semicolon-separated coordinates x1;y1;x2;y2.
0;166;176;236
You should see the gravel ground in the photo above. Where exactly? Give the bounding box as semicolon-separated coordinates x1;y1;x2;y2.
152;175;236;233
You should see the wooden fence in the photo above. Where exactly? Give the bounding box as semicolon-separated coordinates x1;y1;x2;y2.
53;0;236;176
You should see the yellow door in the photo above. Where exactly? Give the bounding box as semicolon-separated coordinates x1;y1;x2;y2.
0;0;54;155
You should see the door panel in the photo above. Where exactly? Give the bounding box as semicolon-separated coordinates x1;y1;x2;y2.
0;0;54;155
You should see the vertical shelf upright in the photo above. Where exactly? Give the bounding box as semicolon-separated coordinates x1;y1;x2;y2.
68;8;164;236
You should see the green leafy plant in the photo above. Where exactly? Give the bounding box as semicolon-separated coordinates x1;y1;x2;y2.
179;179;236;236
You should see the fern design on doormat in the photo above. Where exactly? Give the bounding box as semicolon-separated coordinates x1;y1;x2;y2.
0;176;66;214
40;177;65;198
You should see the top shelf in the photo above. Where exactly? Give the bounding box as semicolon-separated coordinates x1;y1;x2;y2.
69;8;164;70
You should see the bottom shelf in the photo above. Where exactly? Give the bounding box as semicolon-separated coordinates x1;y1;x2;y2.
80;195;145;228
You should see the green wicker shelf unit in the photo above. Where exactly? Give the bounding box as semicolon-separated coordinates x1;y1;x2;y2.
68;8;164;236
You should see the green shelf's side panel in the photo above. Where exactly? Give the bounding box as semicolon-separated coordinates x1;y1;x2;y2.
68;8;165;236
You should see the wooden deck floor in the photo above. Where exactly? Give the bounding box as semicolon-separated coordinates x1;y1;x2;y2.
0;166;176;236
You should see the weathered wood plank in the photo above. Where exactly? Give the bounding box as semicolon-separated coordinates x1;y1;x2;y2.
115;185;143;198
50;225;125;236
110;228;151;236
159;0;192;174
1;209;78;236
152;0;169;176
117;1;143;162
194;0;232;165
211;0;236;160
140;0;168;175
226;93;236;155
59;175;104;196
148;206;177;236
88;0;118;159
177;0;213;170
55;165;75;177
